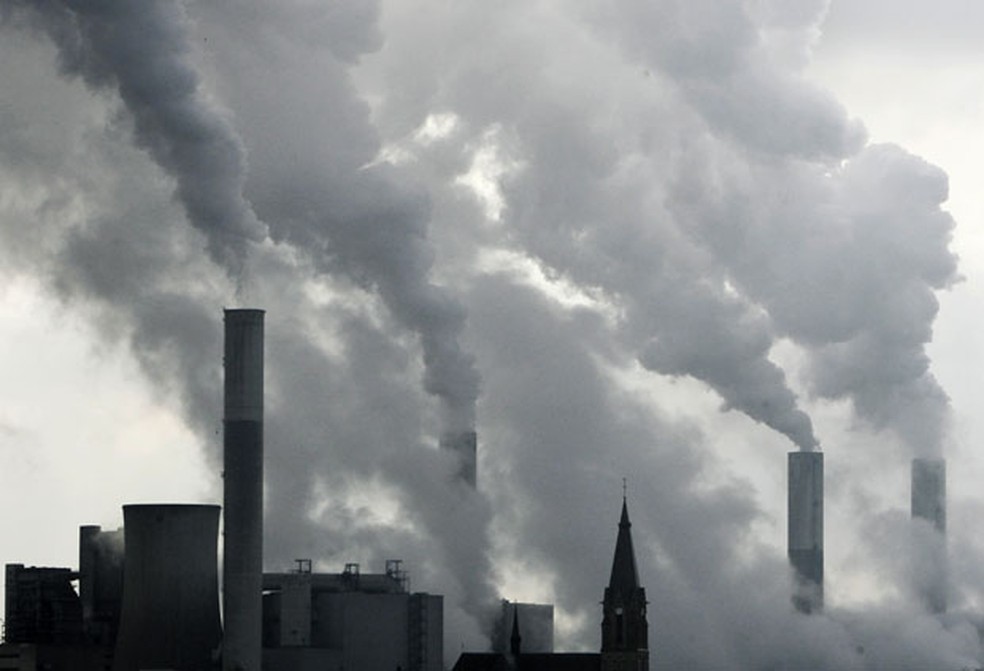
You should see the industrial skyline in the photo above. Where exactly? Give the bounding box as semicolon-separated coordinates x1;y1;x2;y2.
2;1;984;669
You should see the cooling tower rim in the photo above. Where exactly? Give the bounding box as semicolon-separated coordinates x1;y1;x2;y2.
122;503;221;512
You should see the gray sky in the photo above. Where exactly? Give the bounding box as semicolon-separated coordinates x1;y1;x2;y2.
1;0;984;667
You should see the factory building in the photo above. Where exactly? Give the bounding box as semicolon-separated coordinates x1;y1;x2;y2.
262;560;443;671
2;524;123;670
0;308;447;671
4;565;83;646
3;525;444;671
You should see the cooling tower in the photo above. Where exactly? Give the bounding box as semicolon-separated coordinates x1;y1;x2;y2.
440;430;477;486
788;451;823;614
112;504;222;671
911;457;947;613
223;308;265;671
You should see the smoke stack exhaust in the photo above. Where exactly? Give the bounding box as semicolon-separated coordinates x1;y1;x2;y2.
911;457;946;613
440;430;477;486
223;309;264;671
788;451;823;614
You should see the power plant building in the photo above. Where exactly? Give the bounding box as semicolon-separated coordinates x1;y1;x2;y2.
262;561;443;671
3;528;444;671
0;308;449;671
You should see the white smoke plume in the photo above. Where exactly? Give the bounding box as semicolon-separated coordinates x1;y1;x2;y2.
0;0;972;667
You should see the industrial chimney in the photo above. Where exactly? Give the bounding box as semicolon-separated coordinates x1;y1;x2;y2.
223;309;264;671
440;430;477;487
112;504;222;671
911;457;946;613
788;451;823;614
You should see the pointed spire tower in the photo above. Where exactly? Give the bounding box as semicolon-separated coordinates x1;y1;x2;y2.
601;494;649;671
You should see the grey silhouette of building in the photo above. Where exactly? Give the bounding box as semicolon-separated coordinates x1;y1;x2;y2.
262;559;443;671
2;562;114;671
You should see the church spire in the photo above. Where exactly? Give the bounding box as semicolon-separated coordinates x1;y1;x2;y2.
601;492;649;670
608;497;641;596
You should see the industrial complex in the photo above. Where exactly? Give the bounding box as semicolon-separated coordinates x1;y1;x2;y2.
0;309;952;670
0;309;652;671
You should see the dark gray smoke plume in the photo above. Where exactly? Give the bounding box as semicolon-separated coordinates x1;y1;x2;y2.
5;0;265;279
0;0;971;667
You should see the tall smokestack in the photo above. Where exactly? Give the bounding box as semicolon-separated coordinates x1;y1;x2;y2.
911;457;946;613
440;430;477;486
788;451;823;614
223;309;264;671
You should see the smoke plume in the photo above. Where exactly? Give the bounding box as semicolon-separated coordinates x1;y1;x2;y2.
1;0;490;649
0;0;971;667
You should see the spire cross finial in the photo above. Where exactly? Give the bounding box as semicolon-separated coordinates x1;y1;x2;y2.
623;477;627;500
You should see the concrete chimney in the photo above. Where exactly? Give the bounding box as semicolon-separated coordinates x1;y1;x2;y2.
113;504;222;671
440;430;477;487
223;309;264;671
79;525;123;646
911;457;946;613
788;451;823;614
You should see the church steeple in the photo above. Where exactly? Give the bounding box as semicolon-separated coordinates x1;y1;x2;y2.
609;498;641;596
601;494;649;671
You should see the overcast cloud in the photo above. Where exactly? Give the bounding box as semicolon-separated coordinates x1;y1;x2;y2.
0;0;980;668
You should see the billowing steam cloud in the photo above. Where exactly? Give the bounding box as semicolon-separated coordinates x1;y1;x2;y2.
1;0;488;648
5;0;265;279
0;0;970;667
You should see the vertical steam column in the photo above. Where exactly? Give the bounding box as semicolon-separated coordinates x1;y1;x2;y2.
788;452;823;614
440;430;477;487
223;309;264;671
911;457;946;613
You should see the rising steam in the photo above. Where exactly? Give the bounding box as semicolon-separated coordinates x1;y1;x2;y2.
0;0;969;667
